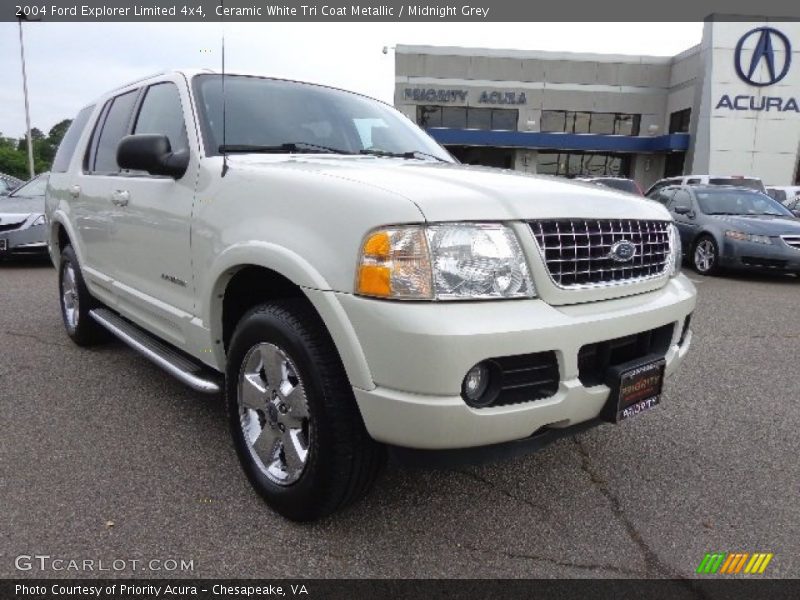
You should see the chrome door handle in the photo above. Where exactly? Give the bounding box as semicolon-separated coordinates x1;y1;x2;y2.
111;190;130;207
69;185;81;198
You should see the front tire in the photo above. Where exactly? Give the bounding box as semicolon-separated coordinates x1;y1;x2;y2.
693;235;719;276
226;300;384;521
58;245;107;346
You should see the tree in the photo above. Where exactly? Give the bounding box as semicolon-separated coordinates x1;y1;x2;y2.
0;119;71;180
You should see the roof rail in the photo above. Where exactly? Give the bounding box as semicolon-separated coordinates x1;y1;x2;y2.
108;71;168;93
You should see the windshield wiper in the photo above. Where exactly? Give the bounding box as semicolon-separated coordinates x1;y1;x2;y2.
359;148;449;162
219;142;353;155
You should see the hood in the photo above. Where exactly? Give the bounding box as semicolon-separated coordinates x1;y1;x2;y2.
0;195;44;219
708;213;800;235
227;155;671;222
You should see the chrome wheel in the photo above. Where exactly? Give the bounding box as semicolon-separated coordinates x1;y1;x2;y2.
238;342;311;486
61;262;80;330
694;239;716;273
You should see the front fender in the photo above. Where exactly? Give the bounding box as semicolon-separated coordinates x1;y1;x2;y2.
202;242;374;391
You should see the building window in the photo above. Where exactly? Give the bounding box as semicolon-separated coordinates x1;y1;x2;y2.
417;105;518;131
669;108;691;134
536;151;632;178
540;111;641;136
664;152;686;177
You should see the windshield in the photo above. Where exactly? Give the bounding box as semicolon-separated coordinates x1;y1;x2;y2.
192;75;453;162
9;174;48;198
696;189;794;217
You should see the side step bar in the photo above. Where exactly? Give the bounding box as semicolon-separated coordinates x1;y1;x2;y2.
89;308;222;394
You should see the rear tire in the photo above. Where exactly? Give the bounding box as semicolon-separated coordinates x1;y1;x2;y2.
226;300;384;521
58;245;108;346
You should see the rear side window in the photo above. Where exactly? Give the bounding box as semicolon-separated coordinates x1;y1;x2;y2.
51;105;95;173
133;83;189;154
89;90;139;174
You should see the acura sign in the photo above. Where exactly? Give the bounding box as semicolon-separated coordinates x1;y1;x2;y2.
716;27;797;114
734;27;791;87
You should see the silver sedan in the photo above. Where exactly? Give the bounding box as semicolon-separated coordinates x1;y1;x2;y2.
0;173;49;258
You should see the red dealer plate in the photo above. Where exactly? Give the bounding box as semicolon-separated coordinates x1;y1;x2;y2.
602;356;666;423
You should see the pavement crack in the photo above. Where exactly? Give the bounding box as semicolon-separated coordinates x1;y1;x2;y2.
572;437;676;578
1;329;70;348
458;541;647;576
454;469;553;517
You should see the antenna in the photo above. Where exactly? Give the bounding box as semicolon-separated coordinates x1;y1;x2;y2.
220;0;229;177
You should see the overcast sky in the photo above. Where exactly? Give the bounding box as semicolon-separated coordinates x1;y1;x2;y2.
0;22;703;138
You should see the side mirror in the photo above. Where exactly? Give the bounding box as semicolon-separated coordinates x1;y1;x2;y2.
117;134;189;179
673;206;691;216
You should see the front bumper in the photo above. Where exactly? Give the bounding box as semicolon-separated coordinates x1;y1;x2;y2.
720;238;800;273
0;223;48;256
340;274;696;449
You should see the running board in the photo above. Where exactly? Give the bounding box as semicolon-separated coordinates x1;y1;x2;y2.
89;308;222;394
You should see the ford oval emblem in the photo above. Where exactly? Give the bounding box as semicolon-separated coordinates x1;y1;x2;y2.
609;240;637;263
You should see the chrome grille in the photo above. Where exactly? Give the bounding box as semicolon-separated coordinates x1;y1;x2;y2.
781;235;800;251
530;219;672;287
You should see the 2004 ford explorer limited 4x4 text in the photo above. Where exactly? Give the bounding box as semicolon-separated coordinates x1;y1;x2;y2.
45;71;696;521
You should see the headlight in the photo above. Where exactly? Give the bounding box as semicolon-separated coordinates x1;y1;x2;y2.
725;230;772;245
356;223;534;300
669;223;682;277
31;214;46;226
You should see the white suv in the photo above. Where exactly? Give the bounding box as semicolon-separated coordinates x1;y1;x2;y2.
46;70;696;520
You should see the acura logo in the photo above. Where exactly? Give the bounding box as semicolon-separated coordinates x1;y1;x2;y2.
609;240;637;263
734;27;791;87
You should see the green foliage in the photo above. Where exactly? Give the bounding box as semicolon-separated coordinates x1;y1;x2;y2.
0;118;72;180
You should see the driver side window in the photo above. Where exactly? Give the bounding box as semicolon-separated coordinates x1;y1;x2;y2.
670;189;693;213
133;83;189;155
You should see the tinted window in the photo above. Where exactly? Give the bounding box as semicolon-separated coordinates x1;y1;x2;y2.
466;108;491;130
671;189;693;211
491;109;517;131
540;110;640;135
536;151;631;177
133;83;188;154
669;108;691;134
441;106;467;129
52;105;95;173
91;90;138;173
417;105;442;128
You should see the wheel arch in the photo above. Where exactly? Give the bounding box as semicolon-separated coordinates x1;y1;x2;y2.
205;244;374;391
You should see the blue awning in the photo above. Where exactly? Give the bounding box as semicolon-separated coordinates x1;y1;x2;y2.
427;128;690;153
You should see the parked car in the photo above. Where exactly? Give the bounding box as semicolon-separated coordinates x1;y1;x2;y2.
574;177;644;196
0;172;49;258
783;196;800;218
46;70;696;521
648;184;800;275
765;186;800;205
646;175;765;196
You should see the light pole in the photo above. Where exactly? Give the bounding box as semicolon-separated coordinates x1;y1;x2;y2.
18;15;37;180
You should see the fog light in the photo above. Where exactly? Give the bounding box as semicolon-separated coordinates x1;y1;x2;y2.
461;362;499;407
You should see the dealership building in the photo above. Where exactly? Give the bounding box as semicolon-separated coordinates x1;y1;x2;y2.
394;18;800;189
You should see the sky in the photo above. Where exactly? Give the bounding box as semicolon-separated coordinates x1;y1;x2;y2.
0;22;704;139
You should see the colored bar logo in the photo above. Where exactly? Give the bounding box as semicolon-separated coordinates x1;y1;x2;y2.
696;552;773;574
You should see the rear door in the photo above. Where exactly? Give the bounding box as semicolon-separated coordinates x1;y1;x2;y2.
72;89;141;283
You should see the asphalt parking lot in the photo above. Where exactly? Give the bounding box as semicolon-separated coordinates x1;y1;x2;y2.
1;259;798;579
